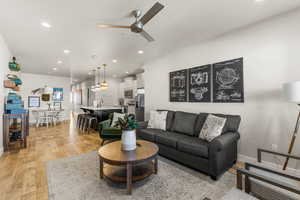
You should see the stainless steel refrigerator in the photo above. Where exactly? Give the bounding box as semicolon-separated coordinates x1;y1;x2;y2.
135;88;145;121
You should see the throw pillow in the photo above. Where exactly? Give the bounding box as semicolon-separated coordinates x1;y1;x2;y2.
199;114;226;142
147;110;168;131
111;112;126;127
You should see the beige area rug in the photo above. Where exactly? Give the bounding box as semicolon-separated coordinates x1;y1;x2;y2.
47;151;235;200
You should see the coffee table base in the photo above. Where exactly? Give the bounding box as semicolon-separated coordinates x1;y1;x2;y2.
103;162;154;183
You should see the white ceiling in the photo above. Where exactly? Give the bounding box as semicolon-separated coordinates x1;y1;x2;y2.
0;0;300;82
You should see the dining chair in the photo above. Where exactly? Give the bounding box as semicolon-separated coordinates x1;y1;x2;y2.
36;111;52;128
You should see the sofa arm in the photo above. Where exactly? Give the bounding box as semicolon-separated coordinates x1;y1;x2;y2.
137;121;149;129
209;132;240;179
210;132;240;152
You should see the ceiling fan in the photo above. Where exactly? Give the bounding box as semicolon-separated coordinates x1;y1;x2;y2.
96;2;164;42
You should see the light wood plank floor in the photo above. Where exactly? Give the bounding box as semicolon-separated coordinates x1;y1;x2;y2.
0;117;243;200
0;119;101;200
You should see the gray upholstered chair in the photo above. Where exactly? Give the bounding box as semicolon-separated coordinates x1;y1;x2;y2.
236;149;300;200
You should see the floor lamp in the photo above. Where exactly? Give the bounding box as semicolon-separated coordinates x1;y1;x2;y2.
282;81;300;170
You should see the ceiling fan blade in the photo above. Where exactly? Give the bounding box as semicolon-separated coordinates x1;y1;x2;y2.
140;2;164;25
140;30;155;42
96;24;131;29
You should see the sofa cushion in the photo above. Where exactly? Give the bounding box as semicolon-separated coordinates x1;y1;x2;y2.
214;114;241;133
194;113;209;136
148;110;168;131
155;132;186;148
177;137;209;158
138;128;164;142
199;114;227;142
157;110;175;131
172;111;198;136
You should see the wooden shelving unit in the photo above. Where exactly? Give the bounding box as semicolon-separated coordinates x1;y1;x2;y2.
3;112;29;151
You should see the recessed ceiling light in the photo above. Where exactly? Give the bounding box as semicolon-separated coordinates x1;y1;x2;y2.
64;49;70;54
255;0;264;2
112;59;117;63
41;22;51;28
126;71;129;74
138;50;144;54
57;60;62;64
53;67;57;71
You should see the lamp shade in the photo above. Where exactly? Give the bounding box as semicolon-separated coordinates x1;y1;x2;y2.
283;81;300;103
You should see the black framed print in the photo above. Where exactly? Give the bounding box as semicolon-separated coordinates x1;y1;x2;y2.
169;69;188;102
188;64;212;102
212;58;244;103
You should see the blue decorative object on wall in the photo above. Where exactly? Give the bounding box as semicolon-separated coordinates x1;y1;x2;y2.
53;88;63;101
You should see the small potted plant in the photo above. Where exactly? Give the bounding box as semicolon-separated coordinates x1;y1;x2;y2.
115;114;138;151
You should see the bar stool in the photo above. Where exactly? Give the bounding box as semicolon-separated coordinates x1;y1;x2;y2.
81;115;97;133
77;114;87;129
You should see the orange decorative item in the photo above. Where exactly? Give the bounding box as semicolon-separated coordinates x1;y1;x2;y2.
4;80;16;88
13;86;20;91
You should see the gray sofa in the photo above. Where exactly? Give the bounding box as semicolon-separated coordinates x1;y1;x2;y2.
137;110;241;180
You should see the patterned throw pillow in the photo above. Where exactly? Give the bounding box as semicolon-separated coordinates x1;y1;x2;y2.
147;110;168;131
111;112;126;127
199;114;227;142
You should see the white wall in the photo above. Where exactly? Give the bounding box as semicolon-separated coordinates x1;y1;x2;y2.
144;9;300;169
0;34;10;156
20;73;71;123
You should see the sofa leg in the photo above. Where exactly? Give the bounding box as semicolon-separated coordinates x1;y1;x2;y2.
210;175;218;181
101;140;105;146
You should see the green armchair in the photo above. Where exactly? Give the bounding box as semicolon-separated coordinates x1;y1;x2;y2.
98;113;136;145
98;116;121;146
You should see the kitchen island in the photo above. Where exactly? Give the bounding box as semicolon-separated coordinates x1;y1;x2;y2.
80;106;123;122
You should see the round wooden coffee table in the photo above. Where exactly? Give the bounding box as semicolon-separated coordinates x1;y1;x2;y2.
98;140;159;195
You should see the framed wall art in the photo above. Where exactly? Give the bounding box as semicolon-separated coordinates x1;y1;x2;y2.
188;64;212;102
212;58;244;103
169;69;188;102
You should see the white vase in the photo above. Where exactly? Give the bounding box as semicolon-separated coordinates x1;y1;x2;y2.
121;129;137;151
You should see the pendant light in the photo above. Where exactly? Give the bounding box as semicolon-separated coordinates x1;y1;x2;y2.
100;64;108;90
91;69;96;91
94;67;101;91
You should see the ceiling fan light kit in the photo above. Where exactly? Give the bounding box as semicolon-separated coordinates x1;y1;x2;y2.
96;2;164;42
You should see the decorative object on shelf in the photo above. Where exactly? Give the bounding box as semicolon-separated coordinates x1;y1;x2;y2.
53;88;63;101
169;69;188;102
28;96;40;107
282;81;300;170
8;57;21;71
5;93;26;114
7;74;22;86
115;114;138;151
212;58;244;103
100;64;108;90
188;65;212;102
12;85;20;91
4;80;16;88
42;94;50;101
